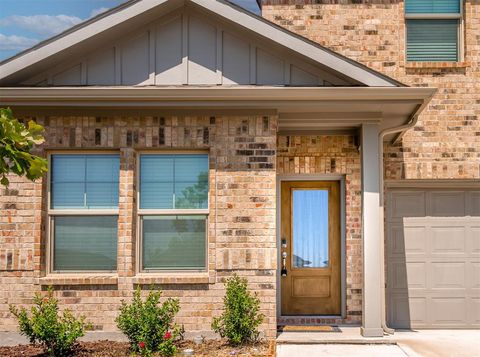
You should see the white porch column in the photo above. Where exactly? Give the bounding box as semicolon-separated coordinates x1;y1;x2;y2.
360;123;383;337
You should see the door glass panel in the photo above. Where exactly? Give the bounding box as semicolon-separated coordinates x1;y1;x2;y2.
292;189;329;268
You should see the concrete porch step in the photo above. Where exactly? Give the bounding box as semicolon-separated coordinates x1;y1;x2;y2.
276;326;397;345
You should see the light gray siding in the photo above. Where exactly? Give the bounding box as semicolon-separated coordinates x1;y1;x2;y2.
121;32;150;85
256;49;284;85
291;66;319;86
188;16;218;85
222;32;250;85
87;48;115;85
52;65;81;85
155;17;183;85
22;9;351;87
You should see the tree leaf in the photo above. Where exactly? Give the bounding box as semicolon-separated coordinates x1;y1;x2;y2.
0;176;9;186
0;108;47;187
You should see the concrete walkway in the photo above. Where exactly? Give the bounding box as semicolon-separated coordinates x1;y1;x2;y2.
394;329;480;357
276;327;480;357
277;344;408;357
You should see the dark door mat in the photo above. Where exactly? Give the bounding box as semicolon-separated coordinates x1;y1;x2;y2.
277;325;341;332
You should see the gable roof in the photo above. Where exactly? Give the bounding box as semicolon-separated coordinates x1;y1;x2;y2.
0;0;403;87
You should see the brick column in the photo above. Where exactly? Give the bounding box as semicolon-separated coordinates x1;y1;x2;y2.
213;116;278;338
118;148;136;279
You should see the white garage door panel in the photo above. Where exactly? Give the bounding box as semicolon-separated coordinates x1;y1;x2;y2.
430;262;466;288
472;227;480;253
430;298;467;326
387;188;480;329
472;299;480;324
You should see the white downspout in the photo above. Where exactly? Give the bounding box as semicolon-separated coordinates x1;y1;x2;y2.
377;96;433;335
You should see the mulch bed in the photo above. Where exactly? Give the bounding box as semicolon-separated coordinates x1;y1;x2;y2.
0;340;274;356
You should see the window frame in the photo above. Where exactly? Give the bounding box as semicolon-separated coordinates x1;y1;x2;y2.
46;151;120;274
405;0;464;62
136;150;209;274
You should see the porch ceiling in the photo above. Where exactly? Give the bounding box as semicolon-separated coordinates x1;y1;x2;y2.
0;86;436;142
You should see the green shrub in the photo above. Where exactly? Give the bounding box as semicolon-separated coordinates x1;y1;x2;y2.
212;274;264;345
116;286;181;356
9;287;91;356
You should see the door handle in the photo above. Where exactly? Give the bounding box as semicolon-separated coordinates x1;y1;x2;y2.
281;251;288;277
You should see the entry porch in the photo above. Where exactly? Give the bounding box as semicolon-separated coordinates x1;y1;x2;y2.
3;86;435;337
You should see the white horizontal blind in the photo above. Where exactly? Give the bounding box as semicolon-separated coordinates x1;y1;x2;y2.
140;154;208;209
142;215;206;270
51;154;120;209
54;216;118;271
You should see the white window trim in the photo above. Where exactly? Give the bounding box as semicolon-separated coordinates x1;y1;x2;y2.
136;150;210;274
405;1;464;62
46;151;120;274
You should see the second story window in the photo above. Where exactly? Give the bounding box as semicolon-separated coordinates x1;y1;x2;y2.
405;0;462;62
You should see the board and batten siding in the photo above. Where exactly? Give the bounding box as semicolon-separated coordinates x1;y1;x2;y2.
23;9;350;87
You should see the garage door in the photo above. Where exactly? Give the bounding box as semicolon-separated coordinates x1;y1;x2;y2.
386;188;480;329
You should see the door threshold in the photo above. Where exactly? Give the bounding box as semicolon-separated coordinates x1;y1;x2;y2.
280;315;342;318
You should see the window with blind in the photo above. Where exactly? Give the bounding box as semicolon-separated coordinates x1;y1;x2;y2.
50;154;119;272
139;154;208;271
405;0;461;62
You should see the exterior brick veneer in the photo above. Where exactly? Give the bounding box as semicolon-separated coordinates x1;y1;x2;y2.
0;115;277;337
262;0;480;180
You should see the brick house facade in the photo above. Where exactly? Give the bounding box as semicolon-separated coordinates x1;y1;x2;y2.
1;114;278;335
0;0;478;338
262;0;479;180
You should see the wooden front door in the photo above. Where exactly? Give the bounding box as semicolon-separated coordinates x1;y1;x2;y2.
280;181;341;315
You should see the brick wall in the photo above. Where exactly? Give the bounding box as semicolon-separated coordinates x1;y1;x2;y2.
0;114;277;337
277;135;362;324
262;0;480;180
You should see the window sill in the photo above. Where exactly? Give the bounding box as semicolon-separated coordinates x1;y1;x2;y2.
132;273;211;285
405;61;470;69
39;274;118;285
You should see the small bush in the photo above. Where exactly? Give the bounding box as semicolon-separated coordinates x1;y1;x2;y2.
116;286;181;356
212;274;264;345
9;287;91;356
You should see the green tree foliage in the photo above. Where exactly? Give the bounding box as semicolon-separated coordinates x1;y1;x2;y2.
0;108;47;186
175;171;208;209
116;287;181;356
9;287;91;356
212;274;264;345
